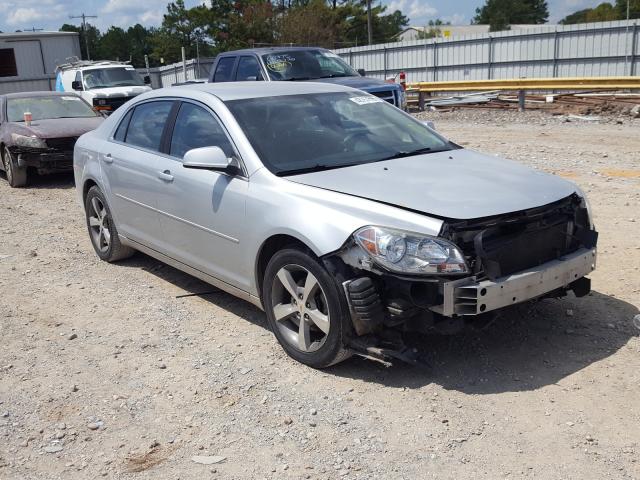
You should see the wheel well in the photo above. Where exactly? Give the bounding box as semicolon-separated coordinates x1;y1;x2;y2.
83;179;98;203
255;234;311;299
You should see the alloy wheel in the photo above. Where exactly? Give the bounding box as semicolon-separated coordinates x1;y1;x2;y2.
88;196;111;253
271;264;331;353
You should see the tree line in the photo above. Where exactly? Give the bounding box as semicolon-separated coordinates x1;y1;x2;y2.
56;0;640;68
60;0;408;68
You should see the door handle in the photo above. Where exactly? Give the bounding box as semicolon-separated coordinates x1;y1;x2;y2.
102;153;113;164
157;170;174;182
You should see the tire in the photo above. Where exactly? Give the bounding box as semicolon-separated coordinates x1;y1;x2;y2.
84;186;135;262
262;248;353;368
3;146;28;188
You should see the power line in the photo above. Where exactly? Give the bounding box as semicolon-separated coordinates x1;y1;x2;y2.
69;13;98;60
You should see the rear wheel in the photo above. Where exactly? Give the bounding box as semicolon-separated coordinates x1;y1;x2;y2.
3;146;28;188
85;186;134;262
262;248;352;368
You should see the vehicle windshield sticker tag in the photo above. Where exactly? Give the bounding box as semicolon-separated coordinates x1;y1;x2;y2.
349;96;383;105
61;96;82;101
265;54;295;72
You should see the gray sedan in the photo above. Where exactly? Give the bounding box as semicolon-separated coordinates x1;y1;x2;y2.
73;82;598;368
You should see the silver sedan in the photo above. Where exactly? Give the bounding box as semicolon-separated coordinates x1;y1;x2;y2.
74;82;597;368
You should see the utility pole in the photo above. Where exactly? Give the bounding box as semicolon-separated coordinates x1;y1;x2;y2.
69;13;98;60
366;0;373;45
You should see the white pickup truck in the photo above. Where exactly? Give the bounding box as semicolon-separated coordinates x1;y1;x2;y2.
55;59;152;114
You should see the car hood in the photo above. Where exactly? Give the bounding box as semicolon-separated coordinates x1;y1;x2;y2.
9;117;104;139
309;76;401;91
86;85;152;98
287;149;579;220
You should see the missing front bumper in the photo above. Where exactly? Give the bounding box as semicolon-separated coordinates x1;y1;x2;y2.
433;247;597;317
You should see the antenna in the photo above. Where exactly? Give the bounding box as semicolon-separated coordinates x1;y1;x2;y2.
69;13;98;60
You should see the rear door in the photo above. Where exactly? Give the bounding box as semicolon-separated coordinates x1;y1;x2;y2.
153;100;249;290
101;100;175;248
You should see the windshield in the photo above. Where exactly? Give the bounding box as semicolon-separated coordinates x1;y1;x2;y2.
83;67;145;90
261;50;359;81
7;95;98;122
226;92;453;176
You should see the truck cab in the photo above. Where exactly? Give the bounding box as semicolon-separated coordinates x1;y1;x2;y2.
55;59;152;114
207;47;406;110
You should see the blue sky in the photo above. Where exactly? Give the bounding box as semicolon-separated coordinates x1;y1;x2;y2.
0;0;606;33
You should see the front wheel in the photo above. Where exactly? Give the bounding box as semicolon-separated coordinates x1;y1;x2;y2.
262;248;352;368
85;186;134;262
3;147;28;188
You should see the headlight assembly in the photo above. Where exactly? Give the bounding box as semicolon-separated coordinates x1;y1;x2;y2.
354;226;468;275
11;133;47;149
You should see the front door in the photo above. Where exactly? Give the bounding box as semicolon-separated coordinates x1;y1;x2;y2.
153;101;249;290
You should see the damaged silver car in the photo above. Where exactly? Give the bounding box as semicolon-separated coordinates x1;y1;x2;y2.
74;82;597;368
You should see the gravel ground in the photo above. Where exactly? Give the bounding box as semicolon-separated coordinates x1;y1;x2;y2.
1;110;639;480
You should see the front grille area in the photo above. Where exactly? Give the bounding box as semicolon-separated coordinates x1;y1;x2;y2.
443;195;596;281
94;96;134;112
369;89;397;106
46;137;78;152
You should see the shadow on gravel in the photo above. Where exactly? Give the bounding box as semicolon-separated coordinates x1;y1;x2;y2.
16;172;75;189
117;252;268;329
330;291;638;394
110;250;639;394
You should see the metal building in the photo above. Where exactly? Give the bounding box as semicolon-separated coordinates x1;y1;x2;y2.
0;31;81;94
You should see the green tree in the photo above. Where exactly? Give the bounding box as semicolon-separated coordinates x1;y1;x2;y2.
278;0;340;47
560;3;618;24
615;0;640;19
98;27;129;62
60;23;101;60
473;0;549;31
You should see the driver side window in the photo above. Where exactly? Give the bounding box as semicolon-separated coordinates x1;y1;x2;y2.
169;102;235;159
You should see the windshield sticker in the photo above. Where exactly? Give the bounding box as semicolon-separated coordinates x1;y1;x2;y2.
349;96;383;105
60;96;82;101
265;54;295;72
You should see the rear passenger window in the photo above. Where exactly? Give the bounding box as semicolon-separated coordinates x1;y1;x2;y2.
113;109;132;141
170;102;235;159
235;56;262;81
213;57;235;82
124;101;173;151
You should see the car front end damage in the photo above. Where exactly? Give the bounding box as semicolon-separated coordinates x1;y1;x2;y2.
9;134;77;174
325;194;598;365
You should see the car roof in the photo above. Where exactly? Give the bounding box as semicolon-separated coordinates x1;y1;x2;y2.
162;81;358;101
218;46;330;56
1;91;80;100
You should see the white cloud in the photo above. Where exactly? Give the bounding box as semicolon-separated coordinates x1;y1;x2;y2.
442;13;466;25
386;0;437;23
3;0;64;26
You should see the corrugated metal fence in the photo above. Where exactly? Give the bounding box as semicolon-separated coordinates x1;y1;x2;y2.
334;20;640;83
138;58;215;88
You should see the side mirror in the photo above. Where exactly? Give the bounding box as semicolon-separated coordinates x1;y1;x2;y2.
357;68;366;77
183;146;240;175
71;80;83;91
421;120;436;130
143;75;151;85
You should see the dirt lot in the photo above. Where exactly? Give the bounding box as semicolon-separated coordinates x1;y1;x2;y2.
1;110;639;480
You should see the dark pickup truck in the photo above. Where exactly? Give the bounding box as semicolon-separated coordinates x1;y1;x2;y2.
207;47;406;110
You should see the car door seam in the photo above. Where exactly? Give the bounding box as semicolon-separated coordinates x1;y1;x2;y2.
114;193;239;244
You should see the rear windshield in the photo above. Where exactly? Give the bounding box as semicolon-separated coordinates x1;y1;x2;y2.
7;96;98;122
261;50;359;81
